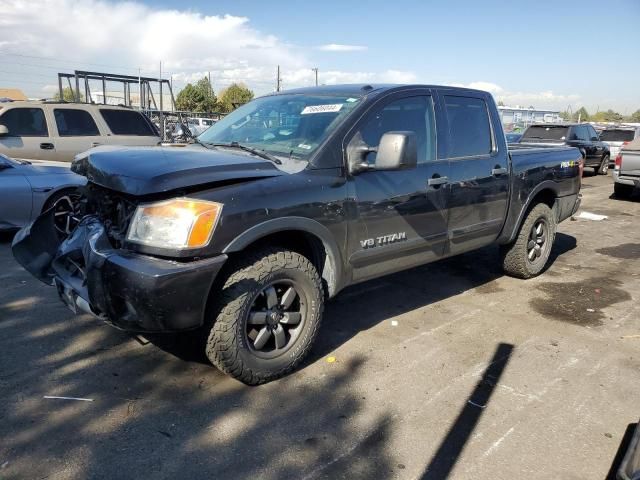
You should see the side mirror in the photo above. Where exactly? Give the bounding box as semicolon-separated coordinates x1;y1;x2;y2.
348;131;418;174
0;124;8;137
375;131;417;170
591;136;599;141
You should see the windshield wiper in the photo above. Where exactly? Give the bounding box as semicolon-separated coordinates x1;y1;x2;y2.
205;141;282;165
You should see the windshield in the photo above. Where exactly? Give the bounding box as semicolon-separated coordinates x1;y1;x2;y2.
198;94;362;160
522;125;569;141
600;129;635;142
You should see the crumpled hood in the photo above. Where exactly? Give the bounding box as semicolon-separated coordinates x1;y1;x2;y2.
72;145;284;196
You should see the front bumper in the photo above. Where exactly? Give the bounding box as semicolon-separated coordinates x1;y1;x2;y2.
13;215;227;332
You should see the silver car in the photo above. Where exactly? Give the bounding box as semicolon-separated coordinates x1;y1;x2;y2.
0;154;86;233
613;137;640;198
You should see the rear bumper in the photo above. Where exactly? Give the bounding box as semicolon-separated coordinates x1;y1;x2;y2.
614;171;640;188
15;216;227;332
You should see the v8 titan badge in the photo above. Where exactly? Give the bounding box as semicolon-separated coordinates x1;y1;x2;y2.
360;232;407;249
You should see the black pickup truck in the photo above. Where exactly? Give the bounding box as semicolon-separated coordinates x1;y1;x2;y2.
13;84;582;384
519;123;610;175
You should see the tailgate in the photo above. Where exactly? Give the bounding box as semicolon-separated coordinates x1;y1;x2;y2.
621;151;640;177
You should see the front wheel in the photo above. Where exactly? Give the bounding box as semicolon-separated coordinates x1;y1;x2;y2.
43;189;82;236
501;203;557;279
598;155;610;175
205;248;324;385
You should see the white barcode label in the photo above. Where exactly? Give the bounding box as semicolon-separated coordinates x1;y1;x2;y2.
301;104;343;114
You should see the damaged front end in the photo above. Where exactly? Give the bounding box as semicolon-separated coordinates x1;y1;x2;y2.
12;186;227;333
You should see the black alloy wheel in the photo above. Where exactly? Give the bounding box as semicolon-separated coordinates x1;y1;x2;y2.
245;280;306;359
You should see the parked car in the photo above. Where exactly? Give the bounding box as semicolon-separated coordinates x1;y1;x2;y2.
187;117;216;135
172;117;217;140
600;126;640;162
613;137;640;198
505;132;522;143
0;102;161;162
520;123;610;174
0;153;85;233
13;84;582;384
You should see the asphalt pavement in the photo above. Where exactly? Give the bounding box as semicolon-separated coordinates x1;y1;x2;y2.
1;172;639;480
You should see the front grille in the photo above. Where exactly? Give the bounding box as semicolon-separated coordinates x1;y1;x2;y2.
81;184;138;248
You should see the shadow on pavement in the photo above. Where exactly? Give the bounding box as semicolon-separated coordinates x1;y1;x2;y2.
310;235;575;363
420;342;514;479
1;225;576;478
606;422;639;480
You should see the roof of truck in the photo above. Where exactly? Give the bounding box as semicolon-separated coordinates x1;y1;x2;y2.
0;100;137;109
270;84;491;97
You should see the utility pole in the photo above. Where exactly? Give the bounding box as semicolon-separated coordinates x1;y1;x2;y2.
276;65;281;92
311;67;318;86
208;71;213;96
138;68;141;110
159;60;165;141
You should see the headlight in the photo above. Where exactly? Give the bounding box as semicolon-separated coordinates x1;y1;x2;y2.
127;198;222;250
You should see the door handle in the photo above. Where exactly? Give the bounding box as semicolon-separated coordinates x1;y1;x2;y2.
491;167;508;176
427;176;449;187
40;143;54;150
91;142;101;147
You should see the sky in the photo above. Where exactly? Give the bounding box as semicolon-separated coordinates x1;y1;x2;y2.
1;0;639;112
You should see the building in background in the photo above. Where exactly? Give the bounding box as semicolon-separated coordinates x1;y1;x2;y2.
498;106;562;132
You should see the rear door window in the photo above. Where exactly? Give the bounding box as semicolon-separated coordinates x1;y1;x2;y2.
586;125;599;141
444;96;492;157
523;125;568;141
0;108;48;136
600;129;635;142
578;126;590;141
100;109;157;136
54;109;100;136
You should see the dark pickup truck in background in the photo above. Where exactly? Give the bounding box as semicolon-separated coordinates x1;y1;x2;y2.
519;122;610;175
13;84;582;384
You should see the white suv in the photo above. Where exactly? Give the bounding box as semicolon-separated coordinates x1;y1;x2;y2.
0;102;161;162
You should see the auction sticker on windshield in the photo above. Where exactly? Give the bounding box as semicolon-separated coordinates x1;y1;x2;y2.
301;104;343;114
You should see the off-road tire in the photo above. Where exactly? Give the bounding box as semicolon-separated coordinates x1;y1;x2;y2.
205;248;324;385
614;182;634;199
598;155;610;175
500;203;556;279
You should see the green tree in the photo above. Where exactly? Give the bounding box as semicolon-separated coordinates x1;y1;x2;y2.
591;109;623;122
628;110;640;122
53;87;83;102
559;110;572;121
497;100;505;107
175;77;217;112
217;83;254;113
575;107;590;122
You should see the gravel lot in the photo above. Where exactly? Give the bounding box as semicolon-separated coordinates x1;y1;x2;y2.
1;173;638;480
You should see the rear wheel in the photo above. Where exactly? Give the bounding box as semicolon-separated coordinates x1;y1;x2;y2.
598;155;610;175
205;248;324;385
614;182;634;199
501;203;556;279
